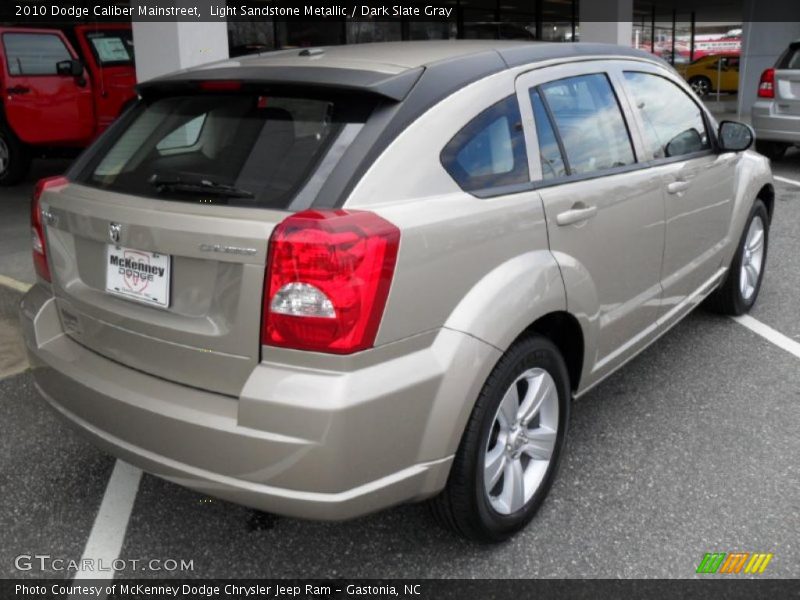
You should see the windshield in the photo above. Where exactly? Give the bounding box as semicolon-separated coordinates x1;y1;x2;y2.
85;29;135;66
76;92;371;210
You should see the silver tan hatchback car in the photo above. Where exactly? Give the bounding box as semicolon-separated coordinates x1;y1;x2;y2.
21;41;773;542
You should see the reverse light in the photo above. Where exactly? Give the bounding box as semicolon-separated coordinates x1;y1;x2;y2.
263;210;400;354
758;68;775;98
31;176;69;282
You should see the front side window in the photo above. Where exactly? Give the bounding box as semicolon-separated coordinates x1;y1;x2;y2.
723;57;740;71
441;95;529;193
77;92;371;210
623;71;711;159
538;73;636;176
3;33;71;76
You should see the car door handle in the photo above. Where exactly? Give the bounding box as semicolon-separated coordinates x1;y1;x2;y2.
6;86;30;95
556;205;597;226
667;181;690;195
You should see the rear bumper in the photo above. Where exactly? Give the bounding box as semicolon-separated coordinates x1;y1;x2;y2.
20;285;499;520
752;100;800;143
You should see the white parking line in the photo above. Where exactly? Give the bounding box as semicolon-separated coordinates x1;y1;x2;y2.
774;175;800;188
732;315;800;361
0;274;32;294
73;460;142;582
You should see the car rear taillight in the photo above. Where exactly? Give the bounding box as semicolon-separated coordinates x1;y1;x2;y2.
758;68;775;98
31;176;69;283
263;210;400;354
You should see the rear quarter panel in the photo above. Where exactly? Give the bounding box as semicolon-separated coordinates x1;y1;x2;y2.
345;69;567;353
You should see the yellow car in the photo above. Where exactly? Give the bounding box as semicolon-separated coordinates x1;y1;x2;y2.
678;54;740;96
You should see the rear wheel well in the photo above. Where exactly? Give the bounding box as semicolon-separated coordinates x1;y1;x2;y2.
520;312;584;393
757;184;775;222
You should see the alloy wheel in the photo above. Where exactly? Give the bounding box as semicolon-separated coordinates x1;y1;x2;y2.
740;215;765;302
691;78;710;97
484;368;559;515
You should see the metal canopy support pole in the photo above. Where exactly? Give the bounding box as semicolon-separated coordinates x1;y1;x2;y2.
671;9;676;64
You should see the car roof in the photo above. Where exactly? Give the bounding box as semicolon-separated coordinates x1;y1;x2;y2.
240;40;655;69
141;40;662;101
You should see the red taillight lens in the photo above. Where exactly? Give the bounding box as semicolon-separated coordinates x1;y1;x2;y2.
758;68;775;98
263;210;400;354
31;176;69;283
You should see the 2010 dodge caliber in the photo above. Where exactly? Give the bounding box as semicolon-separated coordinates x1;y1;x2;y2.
21;41;773;542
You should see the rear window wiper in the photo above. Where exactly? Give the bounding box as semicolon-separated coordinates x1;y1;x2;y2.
148;174;254;199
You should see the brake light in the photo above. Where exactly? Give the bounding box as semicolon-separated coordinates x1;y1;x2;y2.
758;68;775;98
263;210;400;354
198;80;242;92
31;176;68;283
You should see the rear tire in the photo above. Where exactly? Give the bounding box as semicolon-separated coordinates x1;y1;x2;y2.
755;140;789;162
0;122;31;186
430;335;570;543
706;199;769;316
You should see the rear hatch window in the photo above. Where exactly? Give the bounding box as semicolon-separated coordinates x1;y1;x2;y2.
74;89;372;210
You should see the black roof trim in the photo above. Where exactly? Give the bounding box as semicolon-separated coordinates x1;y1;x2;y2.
498;42;666;68
137;66;425;101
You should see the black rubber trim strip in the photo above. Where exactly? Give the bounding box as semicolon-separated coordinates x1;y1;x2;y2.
498;43;666;69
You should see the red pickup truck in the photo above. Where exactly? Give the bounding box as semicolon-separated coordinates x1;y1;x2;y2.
0;23;137;185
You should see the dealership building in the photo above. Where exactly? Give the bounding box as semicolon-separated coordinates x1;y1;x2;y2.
117;0;800;118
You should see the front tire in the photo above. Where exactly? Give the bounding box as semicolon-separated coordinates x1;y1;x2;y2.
0;123;31;186
706;199;769;316
430;335;570;542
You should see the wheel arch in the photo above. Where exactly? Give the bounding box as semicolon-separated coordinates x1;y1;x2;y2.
757;183;775;222
518;311;585;393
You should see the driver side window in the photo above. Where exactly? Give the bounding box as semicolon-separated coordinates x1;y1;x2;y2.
3;33;71;76
622;71;710;160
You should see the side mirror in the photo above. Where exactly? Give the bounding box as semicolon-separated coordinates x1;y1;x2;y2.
718;120;754;152
56;59;84;77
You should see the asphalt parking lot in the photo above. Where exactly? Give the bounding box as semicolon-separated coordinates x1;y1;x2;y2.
2;148;799;580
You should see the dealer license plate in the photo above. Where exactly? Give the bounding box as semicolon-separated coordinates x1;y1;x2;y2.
105;245;171;308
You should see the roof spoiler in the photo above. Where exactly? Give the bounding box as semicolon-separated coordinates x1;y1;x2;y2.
137;65;425;102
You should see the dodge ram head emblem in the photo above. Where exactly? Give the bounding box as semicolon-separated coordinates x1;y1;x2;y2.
109;222;122;244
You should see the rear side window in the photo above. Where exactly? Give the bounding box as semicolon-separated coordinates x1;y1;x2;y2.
538;73;636;176
441;96;529;194
622;72;710;159
777;44;800;69
3;33;71;76
76;92;371;210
